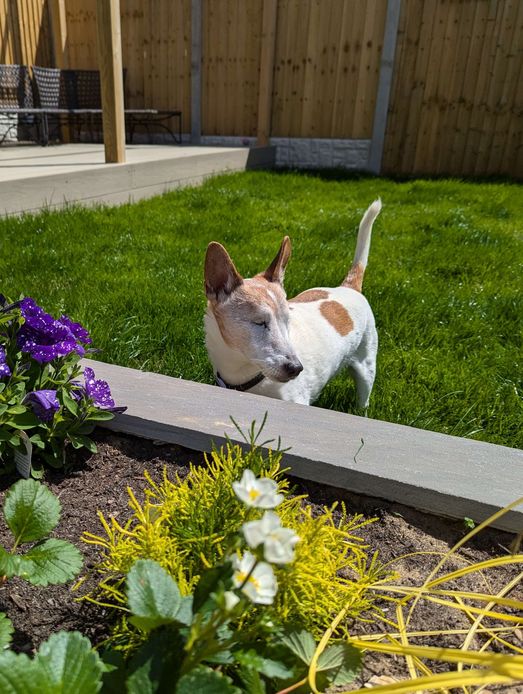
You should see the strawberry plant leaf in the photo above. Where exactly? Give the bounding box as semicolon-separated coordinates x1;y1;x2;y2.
0;613;13;650
127;559;190;631
3;480;61;544
0;547;32;579
0;651;42;692
22;539;83;586
317;643;361;685
36;631;104;694
176;665;241;694
279;629;316;664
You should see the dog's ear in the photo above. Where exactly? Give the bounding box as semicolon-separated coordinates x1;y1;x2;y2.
262;236;292;285
205;242;243;300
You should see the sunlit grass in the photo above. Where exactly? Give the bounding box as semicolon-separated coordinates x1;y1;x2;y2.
1;171;521;447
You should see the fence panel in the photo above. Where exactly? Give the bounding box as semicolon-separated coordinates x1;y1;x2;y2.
0;0;520;177
383;0;522;177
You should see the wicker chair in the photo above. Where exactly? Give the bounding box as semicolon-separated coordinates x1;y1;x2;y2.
0;64;43;144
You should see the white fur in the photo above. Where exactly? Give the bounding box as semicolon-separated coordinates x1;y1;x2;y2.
204;200;381;407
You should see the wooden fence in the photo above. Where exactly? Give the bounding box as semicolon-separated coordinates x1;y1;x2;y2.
1;0;521;178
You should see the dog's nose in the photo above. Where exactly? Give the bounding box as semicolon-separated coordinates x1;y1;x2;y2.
284;360;303;379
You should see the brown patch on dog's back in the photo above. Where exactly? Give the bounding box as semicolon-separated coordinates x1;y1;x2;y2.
320;301;353;336
342;262;365;292
289;289;329;303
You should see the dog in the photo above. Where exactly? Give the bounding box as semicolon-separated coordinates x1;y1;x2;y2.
204;199;381;407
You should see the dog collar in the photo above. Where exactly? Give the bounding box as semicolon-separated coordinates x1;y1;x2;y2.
215;371;265;392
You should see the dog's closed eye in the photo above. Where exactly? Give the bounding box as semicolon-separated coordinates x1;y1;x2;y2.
253;320;269;329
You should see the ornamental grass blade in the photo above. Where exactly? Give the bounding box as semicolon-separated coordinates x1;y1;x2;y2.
3;480;61;544
22;539;83;586
36;631;104;694
127;559;186;631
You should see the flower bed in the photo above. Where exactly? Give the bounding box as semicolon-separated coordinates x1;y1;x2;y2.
0;431;520;692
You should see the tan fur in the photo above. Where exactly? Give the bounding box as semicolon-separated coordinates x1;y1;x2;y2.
320;300;354;336
289;289;329;303
342;261;365;292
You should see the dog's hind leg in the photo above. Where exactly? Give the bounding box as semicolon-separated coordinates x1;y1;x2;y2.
349;358;376;410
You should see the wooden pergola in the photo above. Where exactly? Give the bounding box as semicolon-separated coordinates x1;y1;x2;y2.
52;0;125;163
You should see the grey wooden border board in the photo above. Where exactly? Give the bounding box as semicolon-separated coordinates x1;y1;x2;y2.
85;359;523;532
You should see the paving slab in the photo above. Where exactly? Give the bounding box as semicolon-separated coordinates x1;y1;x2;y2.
0;143;275;216
85;359;523;533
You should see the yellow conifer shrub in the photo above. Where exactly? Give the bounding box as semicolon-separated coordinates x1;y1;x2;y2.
82;439;392;651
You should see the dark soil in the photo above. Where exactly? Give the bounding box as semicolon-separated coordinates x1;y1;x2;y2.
0;431;520;691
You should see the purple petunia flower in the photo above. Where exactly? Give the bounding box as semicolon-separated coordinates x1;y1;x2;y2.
0;346;11;379
25;389;60;423
82;367;126;413
17;298;91;364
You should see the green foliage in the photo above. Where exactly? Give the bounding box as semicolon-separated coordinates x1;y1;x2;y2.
0;173;520;447
83;437;390;652
0;631;104;693
0;479;82;586
0;613;13;651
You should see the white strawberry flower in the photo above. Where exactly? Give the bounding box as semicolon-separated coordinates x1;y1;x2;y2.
242;511;300;565
231;551;278;605
223;590;240;611
232;469;284;509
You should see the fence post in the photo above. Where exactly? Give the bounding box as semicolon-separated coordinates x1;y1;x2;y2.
191;0;202;144
49;0;67;68
368;0;401;174
256;0;278;147
96;0;126;163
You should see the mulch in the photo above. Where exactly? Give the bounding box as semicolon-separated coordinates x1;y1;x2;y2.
0;430;520;691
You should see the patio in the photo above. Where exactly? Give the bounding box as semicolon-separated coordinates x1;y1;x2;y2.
0;142;275;216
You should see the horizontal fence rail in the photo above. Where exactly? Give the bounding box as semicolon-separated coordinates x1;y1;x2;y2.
1;0;521;178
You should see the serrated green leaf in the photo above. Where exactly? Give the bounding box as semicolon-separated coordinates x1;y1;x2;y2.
22;539;83;586
317;643;361;685
0;546;34;579
127;559;188;632
3;479;61;544
233;650;293;680
176;665;241;694
36;631;104;694
236;666;266;694
127;628;183;694
0;650;42;692
280;629;316;665
0;613;13;650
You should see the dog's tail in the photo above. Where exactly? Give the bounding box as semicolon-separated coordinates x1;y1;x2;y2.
342;198;382;292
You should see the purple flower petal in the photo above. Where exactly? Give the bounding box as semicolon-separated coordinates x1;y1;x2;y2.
25;389;60;423
83;366;126;413
60;315;92;345
0;346;10;378
18;298;89;363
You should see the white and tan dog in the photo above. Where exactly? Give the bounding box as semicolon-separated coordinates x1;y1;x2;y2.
204;199;381;407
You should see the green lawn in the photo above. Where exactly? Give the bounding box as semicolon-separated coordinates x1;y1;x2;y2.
1;172;521;448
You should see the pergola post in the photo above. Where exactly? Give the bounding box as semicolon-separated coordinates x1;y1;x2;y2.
96;0;125;163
